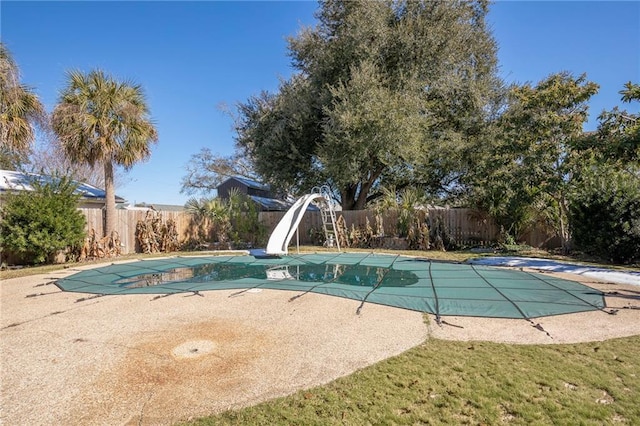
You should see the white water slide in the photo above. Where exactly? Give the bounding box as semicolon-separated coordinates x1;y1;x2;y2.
265;193;327;256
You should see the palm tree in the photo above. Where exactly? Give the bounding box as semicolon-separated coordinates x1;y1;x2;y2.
52;69;158;237
0;42;46;168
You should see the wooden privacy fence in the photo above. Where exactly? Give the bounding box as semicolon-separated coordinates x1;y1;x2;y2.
260;208;557;248
259;208;502;247
79;209;195;254
79;207;558;254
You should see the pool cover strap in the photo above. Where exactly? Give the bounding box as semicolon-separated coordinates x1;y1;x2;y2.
355;254;399;315
427;260;441;323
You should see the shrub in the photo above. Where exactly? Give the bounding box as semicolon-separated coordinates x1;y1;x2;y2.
228;192;267;248
570;166;640;264
0;175;86;264
184;191;268;249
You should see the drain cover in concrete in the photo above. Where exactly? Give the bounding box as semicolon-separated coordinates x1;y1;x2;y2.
171;340;216;359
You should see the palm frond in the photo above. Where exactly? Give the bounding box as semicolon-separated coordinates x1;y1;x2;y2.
0;43;46;154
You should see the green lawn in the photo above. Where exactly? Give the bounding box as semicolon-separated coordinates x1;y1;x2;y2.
183;336;640;425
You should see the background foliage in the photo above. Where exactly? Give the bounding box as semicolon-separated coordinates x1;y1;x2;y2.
0;176;86;264
570;164;640;264
185;189;267;249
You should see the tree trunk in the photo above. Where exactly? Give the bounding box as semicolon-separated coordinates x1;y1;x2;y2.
559;194;571;254
103;161;116;237
341;185;358;211
341;167;385;210
352;190;369;210
342;186;376;210
354;175;378;210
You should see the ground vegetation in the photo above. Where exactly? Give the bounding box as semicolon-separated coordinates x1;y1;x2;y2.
0;175;86;264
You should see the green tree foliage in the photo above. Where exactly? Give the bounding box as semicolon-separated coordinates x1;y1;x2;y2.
570;163;640;264
0;175;86;264
233;77;321;198
0;42;46;169
576;81;640;163
52;69;158;237
467;73;599;248
221;0;502;209
568;82;640;264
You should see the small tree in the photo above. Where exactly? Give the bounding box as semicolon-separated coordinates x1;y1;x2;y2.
569;82;640;264
185;197;231;246
0;175;86;264
185;191;267;249
467;72;599;249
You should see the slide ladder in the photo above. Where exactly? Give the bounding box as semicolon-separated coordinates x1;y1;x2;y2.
313;186;340;251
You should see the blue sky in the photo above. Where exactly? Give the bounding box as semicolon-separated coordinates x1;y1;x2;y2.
2;1;638;206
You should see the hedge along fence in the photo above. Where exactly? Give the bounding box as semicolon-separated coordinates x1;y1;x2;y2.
79;207;558;254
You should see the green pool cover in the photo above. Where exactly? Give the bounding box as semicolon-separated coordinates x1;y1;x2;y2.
55;252;607;319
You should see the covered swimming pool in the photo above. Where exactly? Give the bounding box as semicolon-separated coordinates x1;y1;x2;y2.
55;252;607;320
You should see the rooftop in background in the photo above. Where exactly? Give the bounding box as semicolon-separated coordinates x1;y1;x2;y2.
131;202;186;212
217;176;272;199
248;195;295;212
0;169;125;205
227;176;270;192
216;176;319;212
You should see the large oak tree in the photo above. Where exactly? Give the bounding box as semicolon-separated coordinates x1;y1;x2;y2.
187;0;502;209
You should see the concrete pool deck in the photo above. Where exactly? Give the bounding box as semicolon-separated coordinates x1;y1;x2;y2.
1;256;640;425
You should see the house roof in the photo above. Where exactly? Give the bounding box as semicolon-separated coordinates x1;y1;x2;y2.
249;195;292;211
132;203;185;212
219;176;270;191
0;169;125;202
249;195;320;212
